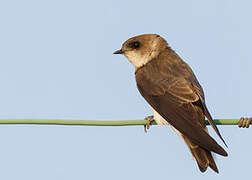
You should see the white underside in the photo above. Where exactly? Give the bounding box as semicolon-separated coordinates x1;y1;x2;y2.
152;108;184;137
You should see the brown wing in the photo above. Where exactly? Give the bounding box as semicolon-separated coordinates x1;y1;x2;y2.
194;86;228;148
190;79;228;148
135;49;227;156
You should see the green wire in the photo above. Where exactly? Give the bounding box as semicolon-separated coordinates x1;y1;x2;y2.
0;119;243;126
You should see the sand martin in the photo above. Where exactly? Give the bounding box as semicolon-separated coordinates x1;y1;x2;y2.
114;34;228;173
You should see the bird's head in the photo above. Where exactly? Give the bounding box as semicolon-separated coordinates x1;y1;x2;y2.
114;34;168;69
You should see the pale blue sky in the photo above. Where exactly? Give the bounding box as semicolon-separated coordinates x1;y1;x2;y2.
0;0;251;179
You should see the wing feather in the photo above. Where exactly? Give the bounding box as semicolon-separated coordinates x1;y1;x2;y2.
135;50;227;156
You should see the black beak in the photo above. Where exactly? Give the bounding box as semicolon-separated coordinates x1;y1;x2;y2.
113;49;124;54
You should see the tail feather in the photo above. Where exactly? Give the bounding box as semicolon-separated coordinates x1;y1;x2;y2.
205;150;218;173
183;135;219;173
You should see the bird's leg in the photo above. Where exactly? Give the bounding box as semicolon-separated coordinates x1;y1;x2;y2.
144;115;154;133
238;117;252;128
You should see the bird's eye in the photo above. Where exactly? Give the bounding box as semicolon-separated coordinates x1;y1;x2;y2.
129;41;140;49
133;42;140;48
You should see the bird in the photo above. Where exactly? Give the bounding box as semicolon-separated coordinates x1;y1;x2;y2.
113;34;228;173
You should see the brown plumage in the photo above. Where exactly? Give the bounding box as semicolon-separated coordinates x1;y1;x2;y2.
114;34;227;173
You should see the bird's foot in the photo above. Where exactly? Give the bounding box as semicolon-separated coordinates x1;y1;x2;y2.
238;117;252;128
144;115;154;133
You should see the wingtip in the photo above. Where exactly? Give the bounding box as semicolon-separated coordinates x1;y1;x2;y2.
217;147;228;157
223;141;228;148
218;134;228;149
223;152;228;157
